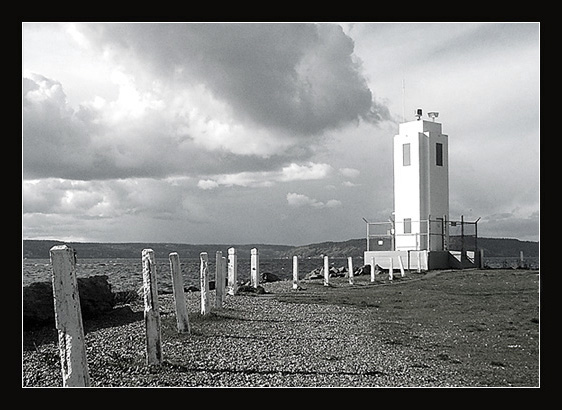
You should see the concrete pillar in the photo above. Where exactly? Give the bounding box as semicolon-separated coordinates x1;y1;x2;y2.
169;252;190;334
50;245;90;387
251;248;259;288
200;252;210;315
227;247;238;296
142;249;162;366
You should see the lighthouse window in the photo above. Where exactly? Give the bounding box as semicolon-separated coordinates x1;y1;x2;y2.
404;218;412;234
436;143;443;166
403;143;411;166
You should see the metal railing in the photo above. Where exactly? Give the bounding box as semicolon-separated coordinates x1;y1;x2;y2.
363;216;479;253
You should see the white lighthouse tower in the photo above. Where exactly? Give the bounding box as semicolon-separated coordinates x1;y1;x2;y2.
364;108;458;271
393;109;449;251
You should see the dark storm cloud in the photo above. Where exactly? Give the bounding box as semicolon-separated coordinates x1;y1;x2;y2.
79;23;389;135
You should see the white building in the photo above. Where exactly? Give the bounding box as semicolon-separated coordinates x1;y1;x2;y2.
393;110;449;251
364;109;476;271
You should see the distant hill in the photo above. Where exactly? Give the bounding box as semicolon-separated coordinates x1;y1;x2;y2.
22;237;538;259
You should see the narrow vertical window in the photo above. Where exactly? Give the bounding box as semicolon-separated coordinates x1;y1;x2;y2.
403;143;411;166
436;142;443;166
404;218;412;234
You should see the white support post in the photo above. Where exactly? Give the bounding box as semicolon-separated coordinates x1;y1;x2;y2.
251;248;259;288
50;245;90;387
292;255;299;290
169;252;190;334
227;247;238;296
370;256;376;282
348;256;354;285
142;249;162;366
200;252;210;315
398;255;406;277
416;251;421;273
215;251;224;309
389;257;394;281
323;255;330;287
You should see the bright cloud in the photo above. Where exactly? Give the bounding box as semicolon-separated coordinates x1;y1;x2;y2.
286;193;342;209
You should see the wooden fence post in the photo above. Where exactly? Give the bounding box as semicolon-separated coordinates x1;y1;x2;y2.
50;245;90;387
169;252;190;334
292;255;299;290
323;255;330;287
227;247;238;296
200;252;210;315
251;248;259;288
142;249;162;366
348;256;354;285
215;251;224;309
389;257;394;281
370;256;376;282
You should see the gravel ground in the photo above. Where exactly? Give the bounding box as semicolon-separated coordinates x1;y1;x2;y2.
22;271;539;387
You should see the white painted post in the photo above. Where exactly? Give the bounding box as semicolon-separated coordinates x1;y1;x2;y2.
251;248;259;288
169;252;190;334
200;252;210;315
416;251;421;273
323;255;330;287
50;245;90;387
142;249;162;366
389;257;394;280
221;256;227;303
227;247;238;296
292;255;299;290
370;256;376;282
398;255;405;277
348;256;354;285
215;251;224;309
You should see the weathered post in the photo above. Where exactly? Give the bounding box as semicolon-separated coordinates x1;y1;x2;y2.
169;252;190;334
227;247;238;296
221;256;227;302
200;252;210;315
251;248;259;288
348;256;354;285
215;251;224;309
292;255;299;290
323;255;330;287
142;249;162;366
370;256;376;282
50;245;90;387
389;257;394;281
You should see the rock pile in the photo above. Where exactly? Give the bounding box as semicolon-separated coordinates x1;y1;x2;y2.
23;275;115;329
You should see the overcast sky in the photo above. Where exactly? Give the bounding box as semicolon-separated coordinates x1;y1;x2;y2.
22;22;540;245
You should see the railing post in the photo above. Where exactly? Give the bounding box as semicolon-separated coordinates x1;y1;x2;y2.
292;255;299;290
169;252;190;334
142;249;162;366
227;247;238;295
50;245;90;387
251;248;259;288
200;252;210;315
